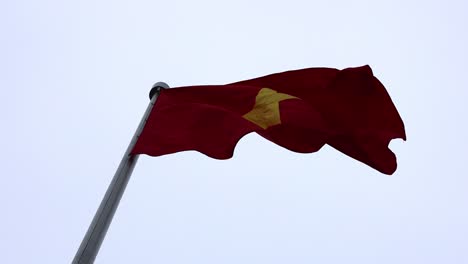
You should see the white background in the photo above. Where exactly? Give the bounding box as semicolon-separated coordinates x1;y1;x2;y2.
2;0;467;263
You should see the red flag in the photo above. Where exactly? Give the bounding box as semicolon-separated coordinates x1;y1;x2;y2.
132;65;405;175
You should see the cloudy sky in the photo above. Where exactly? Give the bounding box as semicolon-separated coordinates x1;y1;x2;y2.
2;0;467;263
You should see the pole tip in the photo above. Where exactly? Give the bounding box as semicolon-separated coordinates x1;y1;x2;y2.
149;82;170;99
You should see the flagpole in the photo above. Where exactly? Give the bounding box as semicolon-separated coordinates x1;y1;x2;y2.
72;82;170;264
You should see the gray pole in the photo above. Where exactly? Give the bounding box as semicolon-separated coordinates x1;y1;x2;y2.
72;82;170;264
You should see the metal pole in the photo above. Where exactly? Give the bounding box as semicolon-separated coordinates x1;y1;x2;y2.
72;82;170;264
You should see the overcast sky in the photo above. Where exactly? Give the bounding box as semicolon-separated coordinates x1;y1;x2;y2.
2;0;468;263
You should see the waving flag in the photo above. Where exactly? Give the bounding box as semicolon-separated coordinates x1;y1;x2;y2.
132;65;405;175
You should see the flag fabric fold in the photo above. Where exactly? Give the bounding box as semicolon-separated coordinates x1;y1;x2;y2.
131;65;405;175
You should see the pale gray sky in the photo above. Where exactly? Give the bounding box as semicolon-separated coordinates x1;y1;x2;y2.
2;0;468;263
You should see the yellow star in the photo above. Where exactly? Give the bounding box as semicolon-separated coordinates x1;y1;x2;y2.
243;88;299;129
